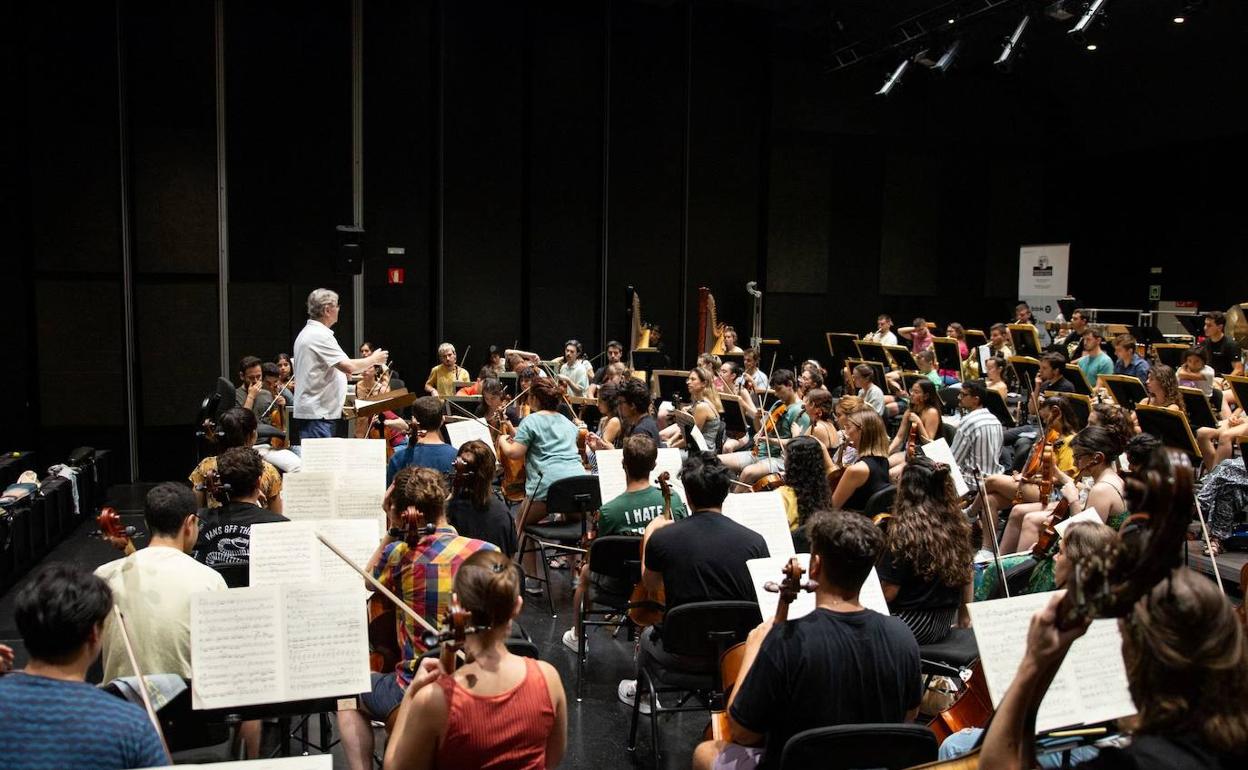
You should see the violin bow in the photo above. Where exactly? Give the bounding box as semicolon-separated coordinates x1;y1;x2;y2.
1193;498;1225;593
315;533;439;636
445;398;502;435
113;606;172;763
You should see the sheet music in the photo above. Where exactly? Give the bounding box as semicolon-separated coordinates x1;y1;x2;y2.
446;419;497;457
595;448;688;507
722;491;794;559
191;588;284;709
967;591;1134;733
299;438;345;473
300;438;386;485
1053;508;1101;538
191;585;370;710
689;425;709;452
747;554;889;620
279;471;338;520
250;520;381;587
920;438;969;496
333;477;385;526
140;756;332;770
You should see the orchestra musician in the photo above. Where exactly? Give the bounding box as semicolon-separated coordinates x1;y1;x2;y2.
338;467;497;770
189;407;284;514
898;317;934;354
1112;333;1151;385
691;511;921;770
721;325;745;354
455;365;498;396
1014;300;1036;326
795;387;839;451
592;340;625;385
485;344;506;376
354;363;409;447
796;366;824;397
276;351;295;391
661;367;725;453
717;360;740;393
387;396;457;485
724;369;809;485
1136;364;1184;414
293;288;388;441
1076;327;1114;386
830;408;891;512
446;439;517;557
425;342;470;398
1178;346;1216;397
989;322;1015;359
190;446;288;566
1061;309;1089;361
863;313;898;345
475;377;518;427
887;378;942;480
852;364;886;417
777;436;831;548
1200;310;1244;377
383;550;568;770
0;563;167;770
235;355;274;418
949;380;1005;479
608;378;662;447
736;347;769;392
984;354;1011;399
555;339;593;396
986;395;1080;523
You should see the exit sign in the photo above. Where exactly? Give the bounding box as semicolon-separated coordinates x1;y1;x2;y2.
1148;285;1161;301
387;267;405;285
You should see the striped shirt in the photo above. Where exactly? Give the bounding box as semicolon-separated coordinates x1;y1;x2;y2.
949;407;1003;478
373;526;498;686
0;673;167;770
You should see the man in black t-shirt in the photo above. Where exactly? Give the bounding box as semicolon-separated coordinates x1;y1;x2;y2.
592;340;625;384
618;452;768;712
616;378;663;447
1200;311;1243;377
192;447;288;566
693;511;921;770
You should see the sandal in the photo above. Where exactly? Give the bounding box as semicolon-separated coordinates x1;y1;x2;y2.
1202;538;1223;558
548;556;569;570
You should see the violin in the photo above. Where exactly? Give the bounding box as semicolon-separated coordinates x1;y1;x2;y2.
926;660;995;745
493;404;527;503
627;472;673;628
421;593;485;674
751;473;785;493
194;469;232;506
1029;497;1072;560
95;506;137;555
265;378;292;450
753;400;788;458
709;557;815;742
906;415;921;462
1013;424;1059;505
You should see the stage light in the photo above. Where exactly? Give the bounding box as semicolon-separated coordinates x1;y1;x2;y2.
1086;43;1098;51
995;15;1030;72
1044;1;1078;22
916;40;962;74
875;57;910;96
1172;15;1185;23
1070;0;1108;42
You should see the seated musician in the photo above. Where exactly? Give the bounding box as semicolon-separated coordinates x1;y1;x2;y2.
1076;328;1113;387
886;349;945;415
1135;364;1185;423
556;339;593;396
0;563;167;770
590;383;623;450
976;569;1248;769
276;351;294;391
777;436;831;549
1111;333;1151;385
878;457;974;644
887;379;942;480
95;483;227;682
235;355;276;418
722;369;808;485
988;322;1015;359
997;354;1074;473
829;395;866;465
354;364;408;446
1200;310;1244;377
1178;346;1215;397
984;354;1011;398
424;342;470;397
850;364;885;417
898;316;934;354
946;322;971;360
662;367;725;453
359;340;374;358
796;366;824;397
698;352;722;377
949;380;1005;479
191;446;288;566
1060;309;1089;361
338;467;497;770
1196;397;1248;473
499;377;588;594
455;365;497;396
721;325;745;353
387;396;456;485
609;377;662;447
592;340;625;385
446;440;517;557
692;511;921;770
485;344;505;376
189;407;284;514
383;551;568;770
796;387;839;451
830;408;891;511
505;348;543;373
987;396;1081;534
864;313;898;345
736;347;769;392
717;360;740;393
619;452;768;711
261;361;293;404
589;361;629;400
561;435;688;653
1014;300;1036;326
474;377;517;427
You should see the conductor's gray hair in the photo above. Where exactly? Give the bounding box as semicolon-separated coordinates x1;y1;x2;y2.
307;289;339;320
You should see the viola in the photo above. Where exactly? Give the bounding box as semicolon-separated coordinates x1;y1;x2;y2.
1030;497;1072;560
1013;425;1059;505
926;659;995;745
266;378;293;450
194;469;231;506
906;416;921;462
421;593;484;674
753;400;788;458
750;473;785;493
627;472;673;628
95;506;137;555
493;407;527;503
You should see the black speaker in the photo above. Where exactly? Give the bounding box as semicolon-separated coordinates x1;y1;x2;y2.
334;225;364;275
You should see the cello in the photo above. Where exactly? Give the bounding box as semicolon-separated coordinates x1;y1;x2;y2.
627;472;673;628
95;506;137;555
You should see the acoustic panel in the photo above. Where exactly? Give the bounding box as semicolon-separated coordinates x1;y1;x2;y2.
36;280;126;427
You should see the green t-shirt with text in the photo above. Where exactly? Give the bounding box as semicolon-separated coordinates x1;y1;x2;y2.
598;486;688;537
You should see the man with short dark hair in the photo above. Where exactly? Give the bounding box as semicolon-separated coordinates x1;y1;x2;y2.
386;395;457;485
615;378;663;446
1075;328;1113;387
593;341;625;385
0;563;167;770
989;322;1015;359
1112;334;1150;385
950;380;1004;478
95;482;227;682
1200;311;1244;376
724;369;808;483
693;511;921;770
863;314;897;346
235;355;273;417
191;447;287;566
1061;310;1089;361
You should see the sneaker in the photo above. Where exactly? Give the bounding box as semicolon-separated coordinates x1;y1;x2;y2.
524;578;543;596
617;678;652;715
561;628;585;653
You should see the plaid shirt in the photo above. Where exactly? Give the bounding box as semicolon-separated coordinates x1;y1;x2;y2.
373;526;497;686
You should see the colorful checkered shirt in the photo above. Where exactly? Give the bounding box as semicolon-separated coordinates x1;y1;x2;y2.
373;525;498;686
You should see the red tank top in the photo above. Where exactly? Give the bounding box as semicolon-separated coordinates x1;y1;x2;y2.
434;657;556;770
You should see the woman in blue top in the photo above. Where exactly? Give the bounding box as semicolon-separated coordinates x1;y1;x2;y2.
500;376;586;590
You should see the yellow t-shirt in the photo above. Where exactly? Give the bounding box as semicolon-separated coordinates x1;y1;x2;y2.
779;485;800;532
1053;434;1076;475
426;365;469;397
189;455;283;508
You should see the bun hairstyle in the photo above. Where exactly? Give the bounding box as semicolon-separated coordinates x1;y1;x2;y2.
453;550;520;629
529;376;563;411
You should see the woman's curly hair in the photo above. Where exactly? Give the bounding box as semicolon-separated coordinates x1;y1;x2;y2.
885;456;973;587
784;436;831;528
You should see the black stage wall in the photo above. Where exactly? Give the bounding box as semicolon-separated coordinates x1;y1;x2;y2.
8;0;1248;481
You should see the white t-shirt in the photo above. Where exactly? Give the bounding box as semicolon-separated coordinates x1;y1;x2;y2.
95;546;228;682
863;330;898;346
293;319;350;419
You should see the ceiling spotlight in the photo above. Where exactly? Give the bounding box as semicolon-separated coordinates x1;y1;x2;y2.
916;40;962;74
1172;15;1186;23
875;57;911;96
995;15;1031;72
1086;43;1099;51
1070;0;1109;42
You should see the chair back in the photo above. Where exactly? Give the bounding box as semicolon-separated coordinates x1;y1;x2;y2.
587;535;643;585
505;638;541;660
778;723;938;770
213;562;250;588
546;475;602;516
660;600;761;660
939;420;957;445
863;486;896;519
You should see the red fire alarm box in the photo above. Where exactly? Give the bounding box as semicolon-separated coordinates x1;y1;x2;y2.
387;267;405;285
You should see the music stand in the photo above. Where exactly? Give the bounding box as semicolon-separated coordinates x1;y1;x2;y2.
981;388;1016;429
1128;325;1166;355
356;388;417;422
965;329;988;349
497;371;519;397
1151;343;1188;369
847;359;887;393
1225;375;1248;416
938;387;962;414
1134;404;1201;461
651;370;693;405
1008;324;1043;359
1179;387;1218;430
720;398;748;436
930;338;963;376
854;340;891;368
900;371;927;394
1008;356;1041;394
826;333;859;376
1176;314;1206;339
1064;364;1093;396
1046;391;1090;428
885;345;918;372
630;349;666;381
1098;374;1148;412
443;395;482;416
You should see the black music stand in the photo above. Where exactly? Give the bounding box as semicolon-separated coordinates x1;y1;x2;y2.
886;345;919;372
651;370;693;406
854;341;891;368
965;329;988;349
1176;314;1205;339
719;351;745;370
938;387;962;414
1179;387;1218;430
930;338;963;377
1009;357;1041;394
721;399;749;436
826;333;859;376
1129;325;1166;355
981;388;1016;429
1134;404;1201;461
900;371;927;394
1225;376;1248;417
497;371;519;397
1008;324;1043;359
1046;391;1090;428
1151;343;1188;369
1064;364;1093;396
630;349;667;379
1099;374;1148;412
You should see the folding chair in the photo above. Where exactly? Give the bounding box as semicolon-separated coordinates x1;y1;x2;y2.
516;475;601;617
571;535;642;701
778;723;938;770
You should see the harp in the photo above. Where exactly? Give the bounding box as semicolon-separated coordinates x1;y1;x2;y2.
697;287;727;355
626;285;651;353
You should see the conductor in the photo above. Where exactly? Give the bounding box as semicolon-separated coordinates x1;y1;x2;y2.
293;288;388;442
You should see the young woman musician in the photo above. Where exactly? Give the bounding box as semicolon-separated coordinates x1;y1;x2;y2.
662;367;725;454
447;440;517;557
1138;363;1184;412
384;551;568;770
276;352;294;392
1015;425;1128;552
945;322;970;360
189;407;283;514
777;436;831;550
796;388;839;451
830;409;891;511
984;355;1010;399
878;456;974;644
887;379;942;481
354;365;409;446
987;395;1081;527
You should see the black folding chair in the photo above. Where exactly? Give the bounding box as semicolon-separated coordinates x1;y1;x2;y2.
863;486;897;519
572;535;642;701
516;475;601;617
778;723;939;770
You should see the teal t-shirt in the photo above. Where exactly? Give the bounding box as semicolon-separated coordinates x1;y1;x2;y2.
758;402;809;459
513;411;585;500
598;486;688;536
1077;352;1113;386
